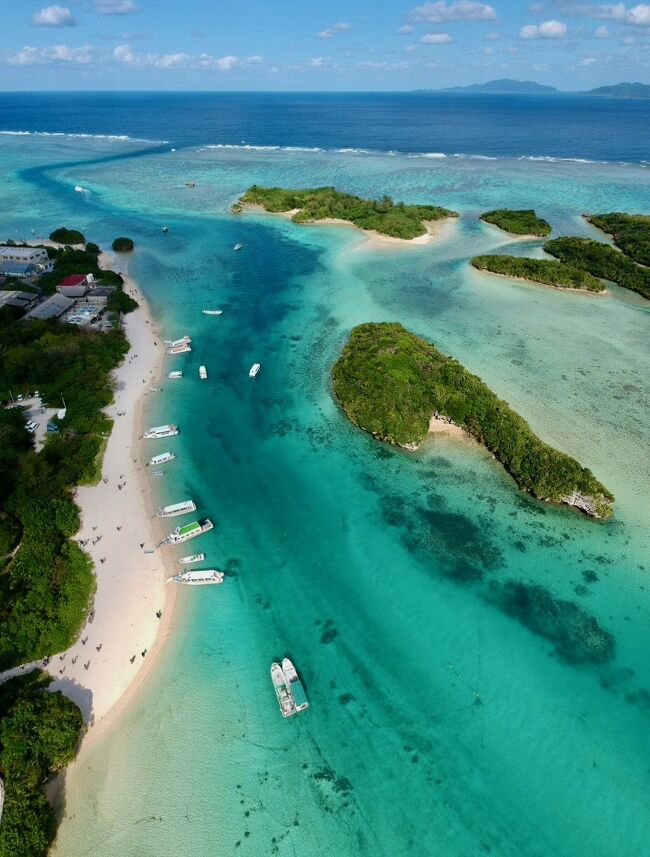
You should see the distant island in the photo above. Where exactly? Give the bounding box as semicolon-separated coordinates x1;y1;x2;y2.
418;79;650;99
480;209;551;237
332;323;613;519
234;185;457;241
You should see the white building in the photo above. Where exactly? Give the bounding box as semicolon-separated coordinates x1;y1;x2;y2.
0;246;49;266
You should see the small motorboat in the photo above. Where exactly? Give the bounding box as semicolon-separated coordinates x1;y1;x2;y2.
202;309;223;316
249;363;261;378
162;226;169;233
233;244;242;251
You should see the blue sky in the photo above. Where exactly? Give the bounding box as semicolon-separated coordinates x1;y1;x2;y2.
1;1;649;90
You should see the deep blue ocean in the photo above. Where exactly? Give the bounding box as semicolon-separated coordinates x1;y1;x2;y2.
1;92;649;857
0;91;649;161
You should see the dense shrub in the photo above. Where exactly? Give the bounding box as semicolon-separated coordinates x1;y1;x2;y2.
111;236;134;252
48;227;84;245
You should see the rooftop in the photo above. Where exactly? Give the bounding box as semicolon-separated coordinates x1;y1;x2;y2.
24;293;74;321
60;274;88;287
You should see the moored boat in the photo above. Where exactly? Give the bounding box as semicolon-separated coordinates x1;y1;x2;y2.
168;370;183;379
202;309;223;316
233;243;242;251
199;365;208;380
143;424;179;439
161;518;213;545
147;451;176;466
166;569;224;585
167;343;192;355
249;363;261;378
164;335;191;347
282;658;309;712
271;662;296;718
156;500;196;518
179;552;205;564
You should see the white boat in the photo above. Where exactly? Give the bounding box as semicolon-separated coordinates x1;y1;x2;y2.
156;500;196;518
179;553;205;564
162;226;169;233
282;658;309;713
74;185;88;194
249;363;261;378
233;243;242;251
199;365;208;380
161;518;214;545
149;386;162;392
202;309;223;316
271;663;296;718
164;335;191;347
166;569;224;585
143;424;179;439
168;370;183;379
167;343;192;355
147;451;175;466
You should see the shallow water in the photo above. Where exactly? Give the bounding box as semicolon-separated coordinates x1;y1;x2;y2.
1;135;649;857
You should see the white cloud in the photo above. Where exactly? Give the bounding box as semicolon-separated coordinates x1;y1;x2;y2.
519;19;568;38
308;57;324;67
410;1;496;22
595;24;609;35
33;5;75;27
420;31;454;42
627;3;650;24
581;55;597;63
318;22;351;39
405;43;417;51
246;55;263;64
7;44;94;65
95;0;137;14
569;3;650;25
357;60;409;70
397;25;414;34
113;45;239;70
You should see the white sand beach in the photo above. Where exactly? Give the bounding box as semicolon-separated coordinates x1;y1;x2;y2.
11;252;179;730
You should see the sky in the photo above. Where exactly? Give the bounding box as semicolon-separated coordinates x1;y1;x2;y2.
1;1;649;91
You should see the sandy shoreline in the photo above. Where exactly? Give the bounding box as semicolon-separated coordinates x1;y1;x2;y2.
238;202;456;249
3;249;181;739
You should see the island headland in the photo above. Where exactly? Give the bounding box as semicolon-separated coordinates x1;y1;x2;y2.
234;185;458;242
332;323;613;519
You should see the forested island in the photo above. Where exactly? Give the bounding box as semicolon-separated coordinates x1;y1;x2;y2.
235;185;457;240
545;237;650;300
586;212;650;267
332;323;613;519
471;255;604;291
480;209;551;237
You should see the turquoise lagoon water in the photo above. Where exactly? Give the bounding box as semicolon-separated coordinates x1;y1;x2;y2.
2;136;649;856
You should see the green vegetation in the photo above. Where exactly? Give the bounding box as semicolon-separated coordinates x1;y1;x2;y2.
0;672;84;857
480;209;551;237
48;227;84;246
238;185;457;240
111;236;134;253
586;212;650;267
332;323;613;518
544;237;650;300
471;254;604;291
0;318;129;668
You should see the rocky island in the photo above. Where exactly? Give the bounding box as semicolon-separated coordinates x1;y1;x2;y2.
234;185;457;241
480;209;551;237
332;323;613;519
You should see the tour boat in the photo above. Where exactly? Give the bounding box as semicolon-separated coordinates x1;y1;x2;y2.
166;569;224;586
161;518;213;546
143;424;179;439
168;370;183;379
179;553;205;564
164;335;191;347
199;365;208;380
167;343;192;355
147;451;175;466
233;243;242;251
282;658;309;713
202;309;223;316
156;500;196;518
271;662;297;718
249;363;261;378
